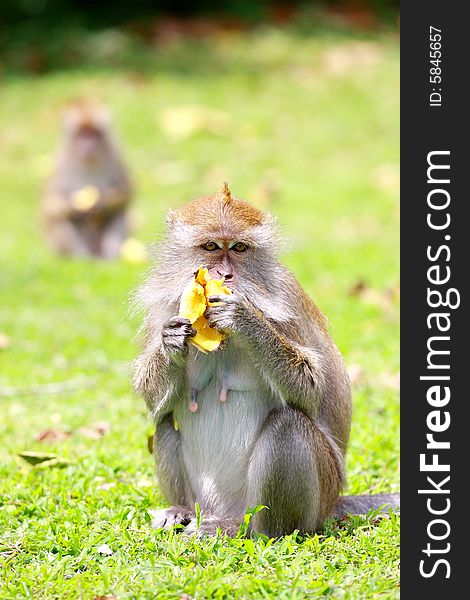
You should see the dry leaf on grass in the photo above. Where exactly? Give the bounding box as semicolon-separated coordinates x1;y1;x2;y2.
18;451;57;465
348;280;398;311
78;421;111;439
35;428;71;443
18;451;71;469
158;106;230;140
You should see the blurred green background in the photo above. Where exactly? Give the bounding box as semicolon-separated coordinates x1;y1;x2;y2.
0;1;399;598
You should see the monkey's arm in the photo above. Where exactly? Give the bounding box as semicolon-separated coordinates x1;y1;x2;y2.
42;192;76;220
206;294;328;412
133;317;195;421
98;180;132;213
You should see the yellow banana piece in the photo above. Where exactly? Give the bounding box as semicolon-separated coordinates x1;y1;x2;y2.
179;267;231;352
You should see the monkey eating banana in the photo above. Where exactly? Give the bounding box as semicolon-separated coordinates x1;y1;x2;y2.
134;184;399;537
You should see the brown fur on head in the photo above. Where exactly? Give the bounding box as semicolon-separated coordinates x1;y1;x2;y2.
63;100;111;133
169;183;265;240
61;100;113;165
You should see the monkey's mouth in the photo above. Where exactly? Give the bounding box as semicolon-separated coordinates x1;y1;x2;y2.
222;280;236;290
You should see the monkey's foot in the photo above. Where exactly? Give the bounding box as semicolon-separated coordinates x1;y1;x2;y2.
184;515;242;538
149;506;193;530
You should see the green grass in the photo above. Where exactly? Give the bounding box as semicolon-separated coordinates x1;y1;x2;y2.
0;19;399;599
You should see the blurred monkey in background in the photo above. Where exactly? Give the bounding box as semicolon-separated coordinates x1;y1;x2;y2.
43;101;132;258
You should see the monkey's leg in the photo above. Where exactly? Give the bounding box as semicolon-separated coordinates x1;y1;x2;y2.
46;220;93;257
100;214;128;259
246;407;344;537
151;414;194;529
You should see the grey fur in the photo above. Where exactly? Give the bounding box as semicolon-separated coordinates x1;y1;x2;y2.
331;493;400;518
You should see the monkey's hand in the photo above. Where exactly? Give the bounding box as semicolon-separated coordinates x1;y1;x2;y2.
208;293;326;410
162;316;197;354
205;293;250;333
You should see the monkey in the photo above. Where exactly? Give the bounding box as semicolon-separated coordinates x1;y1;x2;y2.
42;101;132;258
134;184;399;537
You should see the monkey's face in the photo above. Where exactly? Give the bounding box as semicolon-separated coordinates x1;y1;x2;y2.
73;125;105;163
197;239;249;288
156;192;282;308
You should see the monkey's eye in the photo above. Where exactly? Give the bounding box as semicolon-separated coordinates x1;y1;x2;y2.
231;242;248;253
201;241;219;251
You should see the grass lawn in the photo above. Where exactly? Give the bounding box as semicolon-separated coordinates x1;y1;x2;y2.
0;16;399;599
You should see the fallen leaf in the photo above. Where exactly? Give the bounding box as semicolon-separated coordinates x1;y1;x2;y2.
18;452;71;469
78;428;103;440
35;458;72;469
97;544;113;556
78;422;111;439
93;596;117;600
94;421;111;436
348;280;396;311
158;106;229;140
35;428;71;443
349;279;368;297
18;451;58;465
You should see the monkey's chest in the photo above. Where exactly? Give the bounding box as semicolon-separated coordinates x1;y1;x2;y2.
173;348;276;514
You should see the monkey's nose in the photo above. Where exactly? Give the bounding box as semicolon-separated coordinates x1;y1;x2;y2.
218;271;233;281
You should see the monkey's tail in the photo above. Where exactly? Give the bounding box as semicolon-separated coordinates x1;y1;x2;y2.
330;493;400;518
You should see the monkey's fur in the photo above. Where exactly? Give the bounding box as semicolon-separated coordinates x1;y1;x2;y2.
134;185;399;537
43;102;132;258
